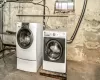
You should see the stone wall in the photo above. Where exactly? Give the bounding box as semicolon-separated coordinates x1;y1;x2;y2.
2;0;100;63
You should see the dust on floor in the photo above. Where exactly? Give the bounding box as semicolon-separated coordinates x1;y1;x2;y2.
0;53;59;80
0;52;100;80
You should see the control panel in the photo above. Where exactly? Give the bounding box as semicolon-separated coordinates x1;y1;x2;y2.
43;31;66;38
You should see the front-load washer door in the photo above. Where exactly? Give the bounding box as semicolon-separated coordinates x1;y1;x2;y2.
44;38;65;63
17;28;33;49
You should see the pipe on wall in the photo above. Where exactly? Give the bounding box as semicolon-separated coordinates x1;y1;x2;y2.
43;0;46;29
67;0;88;44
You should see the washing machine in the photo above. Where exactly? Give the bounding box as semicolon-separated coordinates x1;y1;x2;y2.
16;22;43;72
43;30;66;73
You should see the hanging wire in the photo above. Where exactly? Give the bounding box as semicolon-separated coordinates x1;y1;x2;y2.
32;0;50;29
43;4;50;28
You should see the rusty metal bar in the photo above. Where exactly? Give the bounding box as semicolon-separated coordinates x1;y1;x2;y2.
16;14;68;17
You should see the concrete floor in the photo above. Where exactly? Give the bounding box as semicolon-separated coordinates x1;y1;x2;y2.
0;52;60;80
0;52;100;80
67;61;100;80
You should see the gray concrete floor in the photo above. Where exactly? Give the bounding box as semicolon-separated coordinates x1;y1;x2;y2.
67;61;100;80
0;52;100;80
0;52;60;80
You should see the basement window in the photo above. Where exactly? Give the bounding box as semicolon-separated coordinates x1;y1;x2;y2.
54;0;75;13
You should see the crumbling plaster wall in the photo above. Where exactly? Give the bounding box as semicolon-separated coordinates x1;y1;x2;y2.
2;0;100;63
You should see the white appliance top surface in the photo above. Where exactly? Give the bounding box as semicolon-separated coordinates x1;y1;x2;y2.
17;22;42;24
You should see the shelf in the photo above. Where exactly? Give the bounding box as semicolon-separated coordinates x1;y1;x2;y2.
16;14;68;17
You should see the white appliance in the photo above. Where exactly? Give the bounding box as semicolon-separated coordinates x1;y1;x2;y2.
16;22;43;72
43;30;66;73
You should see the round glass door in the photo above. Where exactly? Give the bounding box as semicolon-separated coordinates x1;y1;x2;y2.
17;28;33;49
46;40;63;61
